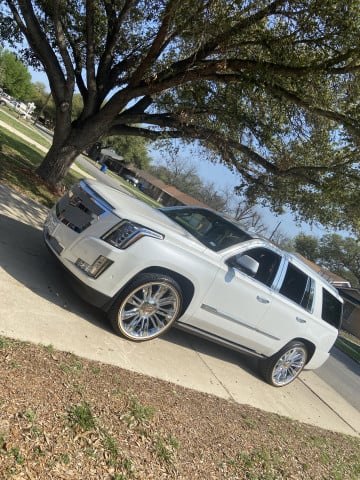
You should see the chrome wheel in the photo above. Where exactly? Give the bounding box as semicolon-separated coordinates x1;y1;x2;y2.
109;274;182;341
271;346;307;386
260;341;308;387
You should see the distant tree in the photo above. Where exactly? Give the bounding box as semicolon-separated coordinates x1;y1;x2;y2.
319;234;360;287
293;233;319;262
105;135;151;169
150;154;228;209
31;81;49;109
291;232;360;287
0;47;5;87
0;1;359;234
0;49;33;100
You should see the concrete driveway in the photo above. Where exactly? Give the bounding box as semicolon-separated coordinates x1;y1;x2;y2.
0;180;359;437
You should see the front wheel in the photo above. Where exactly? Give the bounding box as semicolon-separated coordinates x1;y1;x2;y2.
108;273;183;341
260;341;308;387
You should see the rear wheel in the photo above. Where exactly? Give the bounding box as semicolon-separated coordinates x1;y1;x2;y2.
260;341;308;387
108;273;182;341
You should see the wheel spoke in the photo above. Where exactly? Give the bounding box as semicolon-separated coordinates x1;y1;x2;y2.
141;285;152;302
152;285;169;301
122;307;140;320
128;293;144;307
126;314;143;333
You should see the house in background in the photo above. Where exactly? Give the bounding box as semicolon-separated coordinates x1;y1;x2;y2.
336;287;360;338
89;148;210;208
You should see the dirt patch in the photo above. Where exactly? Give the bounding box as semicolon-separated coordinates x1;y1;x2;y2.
0;338;359;479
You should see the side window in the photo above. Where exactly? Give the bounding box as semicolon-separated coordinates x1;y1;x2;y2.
322;289;342;329
241;247;282;287
279;263;314;311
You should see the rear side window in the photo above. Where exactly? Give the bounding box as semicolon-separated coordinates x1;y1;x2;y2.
279;263;314;312
322;289;342;329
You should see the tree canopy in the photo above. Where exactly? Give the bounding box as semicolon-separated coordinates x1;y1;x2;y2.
0;48;33;100
1;1;359;233
292;233;360;287
105;135;151;169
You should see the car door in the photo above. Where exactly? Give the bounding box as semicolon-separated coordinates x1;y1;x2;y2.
188;246;283;354
256;260;315;356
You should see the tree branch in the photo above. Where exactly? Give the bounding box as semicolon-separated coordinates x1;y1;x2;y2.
129;0;178;86
8;0;67;102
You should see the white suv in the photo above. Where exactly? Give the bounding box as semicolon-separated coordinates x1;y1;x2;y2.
44;179;343;387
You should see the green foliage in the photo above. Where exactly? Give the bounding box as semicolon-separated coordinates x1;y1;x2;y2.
124;396;154;426
319;234;360;287
1;1;359;232
293;234;319;262
0;49;33;100
105;135;151;169
68;402;96;431
292;233;360;287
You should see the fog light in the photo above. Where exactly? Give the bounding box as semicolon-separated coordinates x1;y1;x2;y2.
75;255;113;278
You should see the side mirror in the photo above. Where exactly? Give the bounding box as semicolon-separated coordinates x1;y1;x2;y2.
226;254;259;277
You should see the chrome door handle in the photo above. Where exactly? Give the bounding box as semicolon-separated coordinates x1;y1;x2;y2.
296;317;306;324
256;296;270;304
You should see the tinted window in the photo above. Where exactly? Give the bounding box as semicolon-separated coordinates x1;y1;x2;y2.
241;247;281;287
161;207;252;251
279;263;314;311
322;289;342;329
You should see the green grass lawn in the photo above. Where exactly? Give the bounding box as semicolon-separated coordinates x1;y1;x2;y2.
0;113;81;207
0;107;52;149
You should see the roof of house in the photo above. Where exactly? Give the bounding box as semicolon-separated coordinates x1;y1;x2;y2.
294;253;351;287
100;148;124;162
130;167;210;208
337;287;360;306
161;185;210;208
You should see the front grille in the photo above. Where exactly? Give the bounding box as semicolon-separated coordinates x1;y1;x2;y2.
55;181;113;233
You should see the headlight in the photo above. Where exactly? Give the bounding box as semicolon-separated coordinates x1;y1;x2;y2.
103;220;164;249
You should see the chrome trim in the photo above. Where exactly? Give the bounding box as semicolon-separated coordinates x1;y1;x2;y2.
175;321;266;358
80;180;114;215
201;304;280;341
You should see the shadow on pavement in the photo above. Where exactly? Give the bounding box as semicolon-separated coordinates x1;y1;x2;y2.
0;210;261;381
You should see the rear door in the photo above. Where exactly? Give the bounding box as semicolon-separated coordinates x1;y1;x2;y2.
256;260;315;355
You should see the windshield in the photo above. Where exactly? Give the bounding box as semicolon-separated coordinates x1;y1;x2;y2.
161;207;252;252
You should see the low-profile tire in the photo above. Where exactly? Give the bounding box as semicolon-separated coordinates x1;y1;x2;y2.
259;341;308;387
108;273;183;341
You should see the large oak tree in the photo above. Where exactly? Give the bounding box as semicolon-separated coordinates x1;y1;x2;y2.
1;0;359;232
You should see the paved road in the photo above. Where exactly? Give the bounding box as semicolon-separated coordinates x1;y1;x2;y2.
316;346;360;411
0;180;359;438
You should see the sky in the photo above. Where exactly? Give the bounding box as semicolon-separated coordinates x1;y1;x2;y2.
195;159;328;238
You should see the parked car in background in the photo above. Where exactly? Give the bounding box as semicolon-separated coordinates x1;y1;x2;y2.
123;174;139;187
0;93;14;108
43;179;343;387
0;94;35;119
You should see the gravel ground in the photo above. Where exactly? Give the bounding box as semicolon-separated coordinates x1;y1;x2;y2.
0;337;359;480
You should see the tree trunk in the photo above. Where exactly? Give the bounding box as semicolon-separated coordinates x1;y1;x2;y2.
35;116;106;187
35;142;82;187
